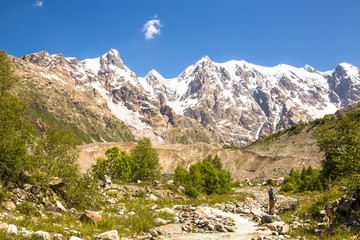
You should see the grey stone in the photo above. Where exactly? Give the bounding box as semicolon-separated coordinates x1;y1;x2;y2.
0;223;8;230
31;185;42;195
148;194;158;201
320;210;327;217
69;237;83;240
6;224;17;234
338;197;355;213
2;201;16;211
33;230;51;240
261;215;281;224
154;218;168;225
148;228;158;237
224;226;235;232
49;177;64;189
53;233;65;240
56;200;67;212
18;230;32;238
215;224;227;232
95;230;120;240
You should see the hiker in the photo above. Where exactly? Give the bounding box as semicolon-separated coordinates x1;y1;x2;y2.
268;187;277;215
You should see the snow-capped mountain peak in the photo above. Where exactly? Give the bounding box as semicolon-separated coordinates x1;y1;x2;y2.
20;49;360;146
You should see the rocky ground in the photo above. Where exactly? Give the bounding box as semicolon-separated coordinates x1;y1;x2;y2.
0;178;359;240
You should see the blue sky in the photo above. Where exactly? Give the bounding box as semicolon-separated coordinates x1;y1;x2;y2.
1;0;360;78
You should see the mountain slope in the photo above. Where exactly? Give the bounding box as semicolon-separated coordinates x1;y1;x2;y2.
11;49;360;146
12;50;217;145
246;101;360;165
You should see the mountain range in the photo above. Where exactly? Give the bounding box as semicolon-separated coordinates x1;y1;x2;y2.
11;49;360;146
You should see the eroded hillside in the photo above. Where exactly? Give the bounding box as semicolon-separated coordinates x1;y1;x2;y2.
79;142;318;181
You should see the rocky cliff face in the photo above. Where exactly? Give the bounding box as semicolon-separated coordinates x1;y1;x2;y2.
143;58;360;146
12;49;360;146
12;50;216;145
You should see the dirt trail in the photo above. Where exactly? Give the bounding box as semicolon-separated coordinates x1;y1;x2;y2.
162;207;271;239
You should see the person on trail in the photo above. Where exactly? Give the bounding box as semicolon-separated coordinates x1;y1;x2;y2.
268;187;277;215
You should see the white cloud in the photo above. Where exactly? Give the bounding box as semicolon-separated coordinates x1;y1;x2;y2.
35;1;43;7
142;16;163;40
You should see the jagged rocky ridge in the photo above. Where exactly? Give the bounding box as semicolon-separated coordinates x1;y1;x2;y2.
14;49;360;146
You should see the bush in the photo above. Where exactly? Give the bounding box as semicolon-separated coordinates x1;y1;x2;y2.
92;147;132;182
92;138;162;182
173;154;231;198
33;127;80;184
281;167;323;192
222;145;241;150
62;173;102;210
16;202;39;216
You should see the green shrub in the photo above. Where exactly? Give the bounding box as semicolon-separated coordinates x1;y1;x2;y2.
92;138;161;183
16;202;39;216
281;167;323;192
32;127;80;185
62;173;102;210
173;154;231;198
222;145;241;150
0;185;10;202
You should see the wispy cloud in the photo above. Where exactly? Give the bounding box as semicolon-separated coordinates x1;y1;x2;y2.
34;1;43;7
142;15;163;40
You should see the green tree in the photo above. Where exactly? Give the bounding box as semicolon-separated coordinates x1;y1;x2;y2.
316;113;360;180
0;50;31;183
130;138;161;181
173;163;188;185
92;147;132;182
34;127;79;182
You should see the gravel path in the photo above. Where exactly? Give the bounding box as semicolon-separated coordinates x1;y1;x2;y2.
160;206;271;240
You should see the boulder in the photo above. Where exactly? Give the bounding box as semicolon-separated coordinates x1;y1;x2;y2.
154;218;168;225
280;223;290;234
102;175;112;186
31;185;42;195
56;200;67;212
95;230;120;240
245;197;255;205
251;208;267;217
2;201;16;211
338;197;356;213
215;224;227;232
319;210;327;217
33;230;51;240
166;180;174;185
49;177;64;187
53;233;65;240
148;229;158;237
0;223;8;230
148;194;158;201
157;224;182;235
261;215;281;224
80;210;102;225
18;230;32;238
6;224;17;234
156;207;175;215
224;226;235;232
69;237;83;240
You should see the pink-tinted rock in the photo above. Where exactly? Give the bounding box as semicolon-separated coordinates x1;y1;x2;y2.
158;224;182;235
80;210;102;225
